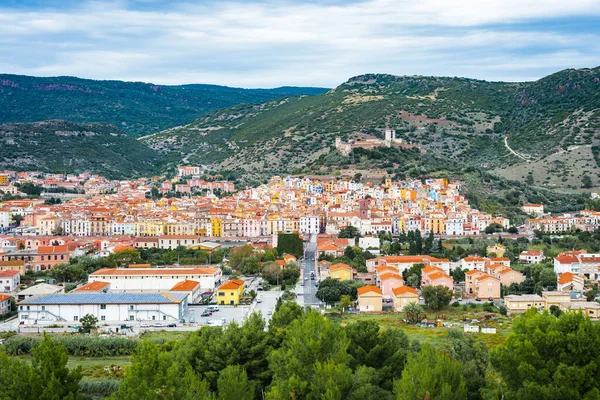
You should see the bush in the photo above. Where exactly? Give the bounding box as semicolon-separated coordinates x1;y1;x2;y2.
79;380;121;397
483;303;496;313
499;305;508;316
451;301;460;307
3;336;138;356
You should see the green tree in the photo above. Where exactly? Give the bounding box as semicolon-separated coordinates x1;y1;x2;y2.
0;347;41;400
346;320;409;393
421;285;453;311
394;344;467;400
48;263;87;283
451;268;466;283
402;263;425;287
338;226;360;239
79;314;98;334
445;330;489;400
32;333;83;400
339;295;352;314
261;261;281;285
229;244;255;270
402;302;425;324
11;214;24;227
276;233;304;258
218;365;255;400
267;311;350;399
582;174;593;188
490;310;600;399
111;341;209;400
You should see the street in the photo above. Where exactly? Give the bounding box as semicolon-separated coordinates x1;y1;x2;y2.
296;234;320;307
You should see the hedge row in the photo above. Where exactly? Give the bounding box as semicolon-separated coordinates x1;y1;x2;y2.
3;336;138;356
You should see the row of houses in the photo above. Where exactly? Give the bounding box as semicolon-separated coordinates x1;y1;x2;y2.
504;291;600;319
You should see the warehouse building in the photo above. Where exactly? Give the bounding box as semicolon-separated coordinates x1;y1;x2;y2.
18;292;188;324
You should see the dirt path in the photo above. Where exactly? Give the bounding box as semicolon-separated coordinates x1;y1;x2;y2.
504;136;529;160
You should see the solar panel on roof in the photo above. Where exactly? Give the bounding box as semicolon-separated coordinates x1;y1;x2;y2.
21;292;187;305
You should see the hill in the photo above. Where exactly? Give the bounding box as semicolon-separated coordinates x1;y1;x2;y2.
143;67;600;189
0;74;328;136
0;121;165;179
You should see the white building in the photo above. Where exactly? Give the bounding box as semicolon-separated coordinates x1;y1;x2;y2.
519;250;545;264
446;218;464;236
0;294;12;315
0;270;20;292
88;267;222;293
300;216;320;234
0;210;10;229
158;235;200;250
358;236;380;250
18;292;188;324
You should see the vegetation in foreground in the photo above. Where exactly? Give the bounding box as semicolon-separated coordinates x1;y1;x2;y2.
2;303;600;399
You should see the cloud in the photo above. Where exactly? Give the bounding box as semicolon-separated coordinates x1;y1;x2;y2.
0;0;598;87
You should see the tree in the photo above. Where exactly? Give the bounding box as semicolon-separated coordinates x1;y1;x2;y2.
508;226;519;234
11;214;24;227
451;268;466;283
339;295;352;314
421;285;453;310
32;333;83;400
229;244;255;270
525;174;534;185
276;233;304;258
402;303;425;324
338;226;359;239
79;314;98;334
394;343;467;400
582;174;593;188
267;311;351;399
111;341;210;400
446;330;489;400
261;261;281;285
48;263;87;283
548;304;562;317
490;310;600;399
17;182;43;196
346;320;409;392
218;365;255;400
402;263;425;287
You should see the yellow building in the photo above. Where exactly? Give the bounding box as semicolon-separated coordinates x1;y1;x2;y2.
216;279;245;305
430;215;445;234
392;286;419;312
211;217;223;237
0;174;8;186
330;263;353;281
357;285;383;312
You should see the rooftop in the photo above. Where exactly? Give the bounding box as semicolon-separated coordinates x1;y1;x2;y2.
21;292;187;305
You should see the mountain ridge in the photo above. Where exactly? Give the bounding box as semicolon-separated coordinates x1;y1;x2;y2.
0;73;329;137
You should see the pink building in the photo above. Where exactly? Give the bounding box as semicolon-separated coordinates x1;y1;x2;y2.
378;272;404;300
421;266;454;291
35;245;70;271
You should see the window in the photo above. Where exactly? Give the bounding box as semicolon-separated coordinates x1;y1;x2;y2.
130;305;134;310
101;316;105;321
218;292;225;296
152;316;155;320
27;306;30;311
41;306;45;311
130;315;134;321
74;316;78;321
163;315;166;320
100;304;106;310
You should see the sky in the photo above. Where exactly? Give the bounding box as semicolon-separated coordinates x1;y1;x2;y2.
0;0;599;88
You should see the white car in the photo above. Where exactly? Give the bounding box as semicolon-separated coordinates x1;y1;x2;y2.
140;323;150;328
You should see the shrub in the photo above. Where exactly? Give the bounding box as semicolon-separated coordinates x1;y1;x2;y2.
3;336;138;356
451;301;460;307
499;305;508;316
79;380;121;397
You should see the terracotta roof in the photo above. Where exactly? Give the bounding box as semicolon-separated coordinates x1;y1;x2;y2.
392;286;419;296
555;255;579;264
476;274;499;282
465;269;483;276
91;267;219;276
74;281;110;292
330;263;352;271
218;279;244;290
128;264;151;268
558;272;576;285
170;280;201;291
378;272;403;281
0;270;19;277
357;285;382;295
0;294;12;301
376;265;398;274
37;245;68;254
427;272;450;281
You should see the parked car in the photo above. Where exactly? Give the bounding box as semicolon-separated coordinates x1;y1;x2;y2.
256;297;263;303
257;287;264;291
167;323;177;328
207;306;219;312
154;323;163;328
457;297;463;302
201;311;212;317
140;323;150;328
475;297;482;302
488;297;494;302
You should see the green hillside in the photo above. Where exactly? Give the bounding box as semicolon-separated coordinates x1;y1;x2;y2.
143;66;600;188
0;120;165;179
0;74;328;136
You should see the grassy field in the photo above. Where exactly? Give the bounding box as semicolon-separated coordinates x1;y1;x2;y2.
326;305;512;349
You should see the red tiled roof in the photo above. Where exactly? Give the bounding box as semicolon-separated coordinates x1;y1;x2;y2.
392;286;419;296
218;279;244;290
74;281;110;292
357;285;382;295
170;280;201;291
91;267;219;276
